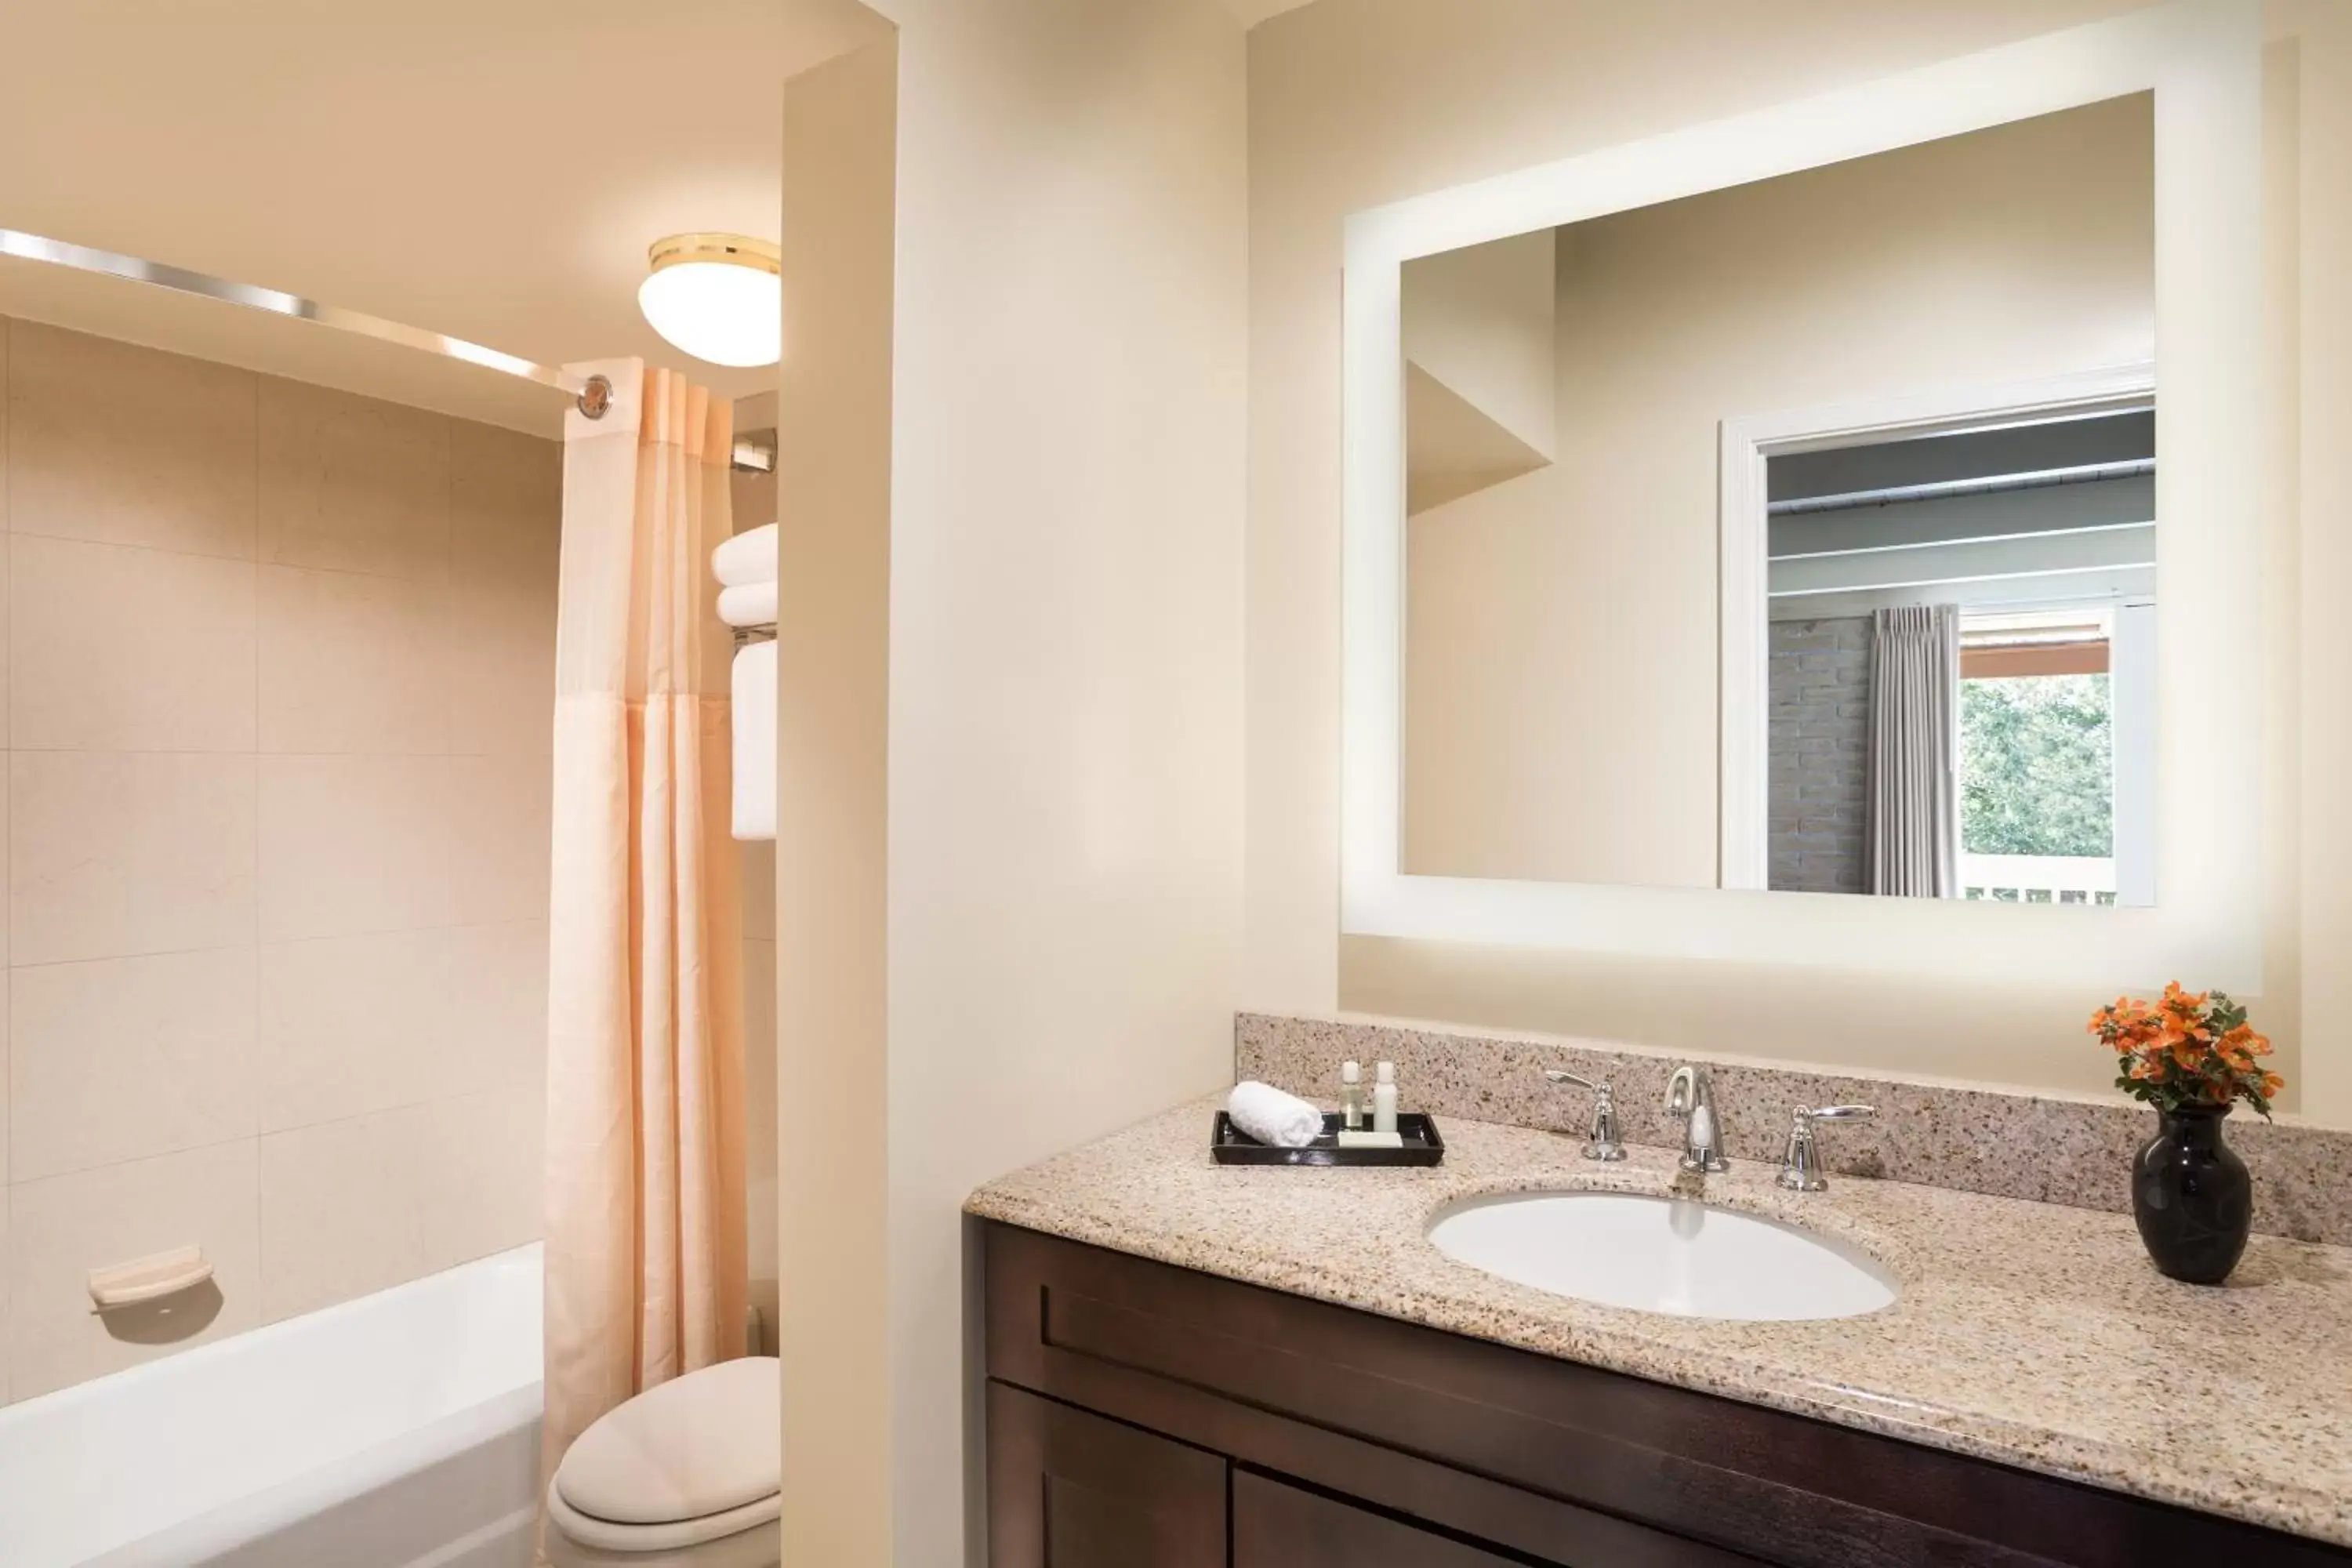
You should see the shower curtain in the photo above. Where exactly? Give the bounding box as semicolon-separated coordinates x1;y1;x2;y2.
542;361;749;1506
1866;604;1961;898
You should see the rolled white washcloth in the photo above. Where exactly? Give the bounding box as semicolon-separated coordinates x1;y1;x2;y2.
713;523;779;588
731;640;777;842
717;579;779;629
1227;1080;1323;1149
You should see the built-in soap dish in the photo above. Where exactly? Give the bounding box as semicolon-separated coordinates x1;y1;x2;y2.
88;1246;213;1312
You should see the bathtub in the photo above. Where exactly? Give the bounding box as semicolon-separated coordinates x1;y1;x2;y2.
0;1243;543;1568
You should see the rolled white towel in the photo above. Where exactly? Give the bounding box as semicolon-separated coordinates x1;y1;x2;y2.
1227;1080;1323;1149
717;579;779;629
713;523;779;588
731;641;776;842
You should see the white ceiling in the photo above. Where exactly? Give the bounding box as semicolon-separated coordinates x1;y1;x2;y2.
0;0;890;434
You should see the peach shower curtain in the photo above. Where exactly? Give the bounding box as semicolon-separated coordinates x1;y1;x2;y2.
542;361;749;1508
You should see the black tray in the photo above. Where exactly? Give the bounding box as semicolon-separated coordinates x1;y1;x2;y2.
1211;1111;1445;1167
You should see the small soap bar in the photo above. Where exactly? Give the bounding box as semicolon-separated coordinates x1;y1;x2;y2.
1335;1129;1404;1149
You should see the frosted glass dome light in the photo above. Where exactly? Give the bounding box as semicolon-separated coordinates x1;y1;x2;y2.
637;234;782;368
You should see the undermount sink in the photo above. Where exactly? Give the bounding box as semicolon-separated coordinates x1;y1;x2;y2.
1426;1191;1898;1322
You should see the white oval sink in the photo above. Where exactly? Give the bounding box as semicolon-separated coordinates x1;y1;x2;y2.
1427;1192;1897;1322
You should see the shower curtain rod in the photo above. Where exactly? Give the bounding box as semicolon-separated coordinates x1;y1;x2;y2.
1;227;614;419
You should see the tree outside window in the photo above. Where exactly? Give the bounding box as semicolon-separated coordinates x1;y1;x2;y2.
1959;672;2112;858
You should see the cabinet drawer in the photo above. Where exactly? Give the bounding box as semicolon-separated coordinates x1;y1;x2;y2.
985;1381;1226;1568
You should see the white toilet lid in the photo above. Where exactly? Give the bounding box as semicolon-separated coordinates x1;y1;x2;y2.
557;1356;781;1526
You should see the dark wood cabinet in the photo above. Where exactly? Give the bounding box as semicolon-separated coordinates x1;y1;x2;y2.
1234;1471;1562;1568
982;1221;2350;1568
985;1381;1227;1568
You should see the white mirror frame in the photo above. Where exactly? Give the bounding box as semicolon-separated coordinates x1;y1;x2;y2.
1341;0;2265;991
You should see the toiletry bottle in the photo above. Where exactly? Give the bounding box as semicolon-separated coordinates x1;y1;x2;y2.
1341;1060;1366;1130
1373;1061;1399;1134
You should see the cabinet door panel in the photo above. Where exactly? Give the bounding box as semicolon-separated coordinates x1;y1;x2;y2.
1234;1470;1744;1568
1235;1471;1520;1567
987;1381;1226;1568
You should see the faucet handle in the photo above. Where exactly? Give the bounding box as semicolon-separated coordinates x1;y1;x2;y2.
1778;1104;1875;1192
1543;1069;1626;1162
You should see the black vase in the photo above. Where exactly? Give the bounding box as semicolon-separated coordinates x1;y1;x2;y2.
2131;1105;2252;1284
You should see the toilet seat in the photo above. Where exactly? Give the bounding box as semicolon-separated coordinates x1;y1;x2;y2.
546;1356;781;1568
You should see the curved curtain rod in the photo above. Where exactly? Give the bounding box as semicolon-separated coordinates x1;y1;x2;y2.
0;227;612;419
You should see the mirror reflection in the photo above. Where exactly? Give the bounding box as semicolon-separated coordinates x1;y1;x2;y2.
1399;94;2155;906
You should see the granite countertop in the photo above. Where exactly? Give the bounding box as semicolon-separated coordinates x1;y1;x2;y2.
966;1096;2352;1548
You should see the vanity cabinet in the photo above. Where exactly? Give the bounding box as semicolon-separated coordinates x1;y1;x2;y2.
981;1221;2349;1568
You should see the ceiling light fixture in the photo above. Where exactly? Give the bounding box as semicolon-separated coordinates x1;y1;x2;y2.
637;233;782;368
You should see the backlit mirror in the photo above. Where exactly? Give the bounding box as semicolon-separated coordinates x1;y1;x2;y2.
1398;94;2157;908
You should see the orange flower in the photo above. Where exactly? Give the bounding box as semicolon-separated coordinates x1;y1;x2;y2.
2090;983;2284;1118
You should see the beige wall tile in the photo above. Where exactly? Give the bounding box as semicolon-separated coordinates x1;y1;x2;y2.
447;751;552;924
258;379;449;583
739;840;777;942
10;536;256;752
452;423;561;559
1;318;11;530
257;1103;430;1322
416;1086;543;1275
0;535;11;745
5;1139;261;1400
257;565;445;754
444;920;548;1098
9;948;257;1181
447;587;556;757
256;754;450;942
10;752;256;966
0;970;10;1213
257;929;452;1134
742;938;777;1288
0;1193;9;1405
5;322;258;560
448;423;557;758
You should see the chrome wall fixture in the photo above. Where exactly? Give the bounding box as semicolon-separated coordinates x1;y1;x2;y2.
0;227;614;420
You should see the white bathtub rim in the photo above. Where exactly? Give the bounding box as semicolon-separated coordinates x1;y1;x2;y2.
0;1241;543;1433
0;1241;543;1566
84;1381;544;1568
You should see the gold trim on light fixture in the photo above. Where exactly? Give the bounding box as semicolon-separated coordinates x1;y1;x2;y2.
646;233;782;277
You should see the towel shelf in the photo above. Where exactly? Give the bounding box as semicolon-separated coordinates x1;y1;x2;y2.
731;622;776;648
88;1246;213;1310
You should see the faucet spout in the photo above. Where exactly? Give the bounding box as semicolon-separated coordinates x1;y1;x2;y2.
1664;1065;1731;1175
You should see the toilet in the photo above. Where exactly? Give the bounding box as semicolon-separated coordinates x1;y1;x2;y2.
546;1356;782;1568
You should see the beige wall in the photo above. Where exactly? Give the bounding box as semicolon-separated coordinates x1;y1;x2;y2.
0;318;554;1404
1402;227;1557;463
1403;96;2154;888
1247;0;2352;1116
775;34;898;1568
774;2;1249;1562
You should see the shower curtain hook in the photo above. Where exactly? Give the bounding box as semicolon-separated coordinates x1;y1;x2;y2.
576;374;614;420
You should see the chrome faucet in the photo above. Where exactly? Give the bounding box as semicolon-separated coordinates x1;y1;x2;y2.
1664;1065;1730;1174
1777;1104;1875;1192
1543;1069;1625;1161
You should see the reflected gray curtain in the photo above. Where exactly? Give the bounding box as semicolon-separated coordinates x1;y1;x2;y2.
1867;604;1960;898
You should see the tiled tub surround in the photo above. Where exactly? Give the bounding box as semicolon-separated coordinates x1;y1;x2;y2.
0;319;557;1404
1237;1012;2352;1247
967;1098;2352;1547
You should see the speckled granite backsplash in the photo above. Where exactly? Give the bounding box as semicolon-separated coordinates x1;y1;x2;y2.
1236;1012;2352;1246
